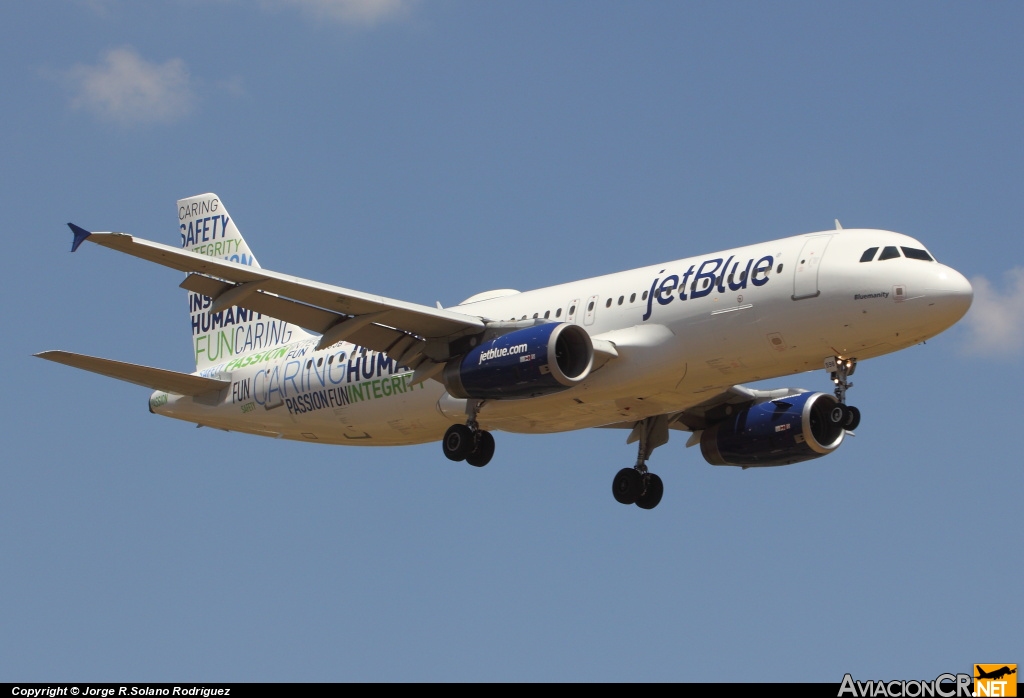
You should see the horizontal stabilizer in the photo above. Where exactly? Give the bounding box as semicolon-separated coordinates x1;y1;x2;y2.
35;350;230;396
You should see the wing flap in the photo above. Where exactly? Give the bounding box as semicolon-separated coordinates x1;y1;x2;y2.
35;350;229;396
180;274;340;334
180;274;423;357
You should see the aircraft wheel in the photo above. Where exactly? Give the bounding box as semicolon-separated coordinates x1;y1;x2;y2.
829;403;848;426
843;405;861;431
636;473;664;510
612;468;644;505
466;430;495;468
443;424;474;462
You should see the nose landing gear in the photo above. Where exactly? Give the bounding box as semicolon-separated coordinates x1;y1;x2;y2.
612;415;667;510
825;356;861;431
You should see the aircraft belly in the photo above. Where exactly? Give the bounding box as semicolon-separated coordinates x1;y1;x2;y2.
480;394;689;434
274;377;450;445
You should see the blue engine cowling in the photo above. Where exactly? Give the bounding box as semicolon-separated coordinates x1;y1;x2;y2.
443;323;594;399
700;391;845;467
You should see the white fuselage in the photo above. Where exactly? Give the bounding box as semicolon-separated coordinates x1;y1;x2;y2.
151;229;973;445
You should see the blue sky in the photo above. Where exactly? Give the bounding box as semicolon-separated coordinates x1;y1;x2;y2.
2;0;1022;682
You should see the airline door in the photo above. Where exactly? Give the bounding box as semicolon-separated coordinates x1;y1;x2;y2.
792;235;833;300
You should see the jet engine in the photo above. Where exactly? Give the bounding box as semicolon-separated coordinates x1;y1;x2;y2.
700;391;846;467
443;322;593;399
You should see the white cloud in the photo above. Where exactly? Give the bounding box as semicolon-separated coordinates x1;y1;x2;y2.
281;0;416;25
66;47;196;125
960;267;1024;357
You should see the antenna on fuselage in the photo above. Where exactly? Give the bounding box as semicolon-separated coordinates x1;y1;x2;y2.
835;219;843;230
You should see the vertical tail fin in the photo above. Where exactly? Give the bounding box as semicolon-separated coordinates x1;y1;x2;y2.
179;193;314;372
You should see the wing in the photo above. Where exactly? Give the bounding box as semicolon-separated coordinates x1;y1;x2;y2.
71;227;487;369
670;385;810;432
36;350;229;396
601;385;810;446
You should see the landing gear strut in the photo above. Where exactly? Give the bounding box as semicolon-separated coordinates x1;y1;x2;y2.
825;356;861;431
612;415;667;510
442;399;495;467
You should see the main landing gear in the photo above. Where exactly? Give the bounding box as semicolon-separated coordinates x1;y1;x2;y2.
442;400;495;467
826;356;861;431
613;415;668;510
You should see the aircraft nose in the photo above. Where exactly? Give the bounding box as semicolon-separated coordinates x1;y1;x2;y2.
927;265;973;324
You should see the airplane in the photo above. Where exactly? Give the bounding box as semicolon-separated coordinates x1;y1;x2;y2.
36;193;974;510
976;667;1017;681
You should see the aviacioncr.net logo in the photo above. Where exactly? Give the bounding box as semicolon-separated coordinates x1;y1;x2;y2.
974;665;1017;697
838;673;973;697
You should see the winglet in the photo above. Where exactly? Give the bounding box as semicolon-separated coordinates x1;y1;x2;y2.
68;223;92;252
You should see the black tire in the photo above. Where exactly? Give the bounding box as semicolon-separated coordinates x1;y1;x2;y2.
843;405;861;431
442;424;474;461
466;430;495;467
612;468;644;505
829;403;848;426
636;473;664;510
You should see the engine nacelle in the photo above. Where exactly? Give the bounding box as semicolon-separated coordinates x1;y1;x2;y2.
443;323;593;399
700;391;845;467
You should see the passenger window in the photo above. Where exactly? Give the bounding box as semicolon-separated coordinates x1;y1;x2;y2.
618;295;624;305
588;301;595;311
901;247;934;261
860;247;879;263
569;305;576;315
556;308;562;318
776;264;783;274
630;293;636;303
306;360;313;369
544;310;550;319
533;313;539;319
641;291;648;301
605;298;612;308
328;355;334;364
878;246;901;261
317;357;323;367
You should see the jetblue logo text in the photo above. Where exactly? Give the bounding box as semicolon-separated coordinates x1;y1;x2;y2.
643;253;774;321
478;343;530;365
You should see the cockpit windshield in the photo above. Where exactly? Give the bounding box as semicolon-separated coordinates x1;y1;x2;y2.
901;247;934;261
859;245;935;262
